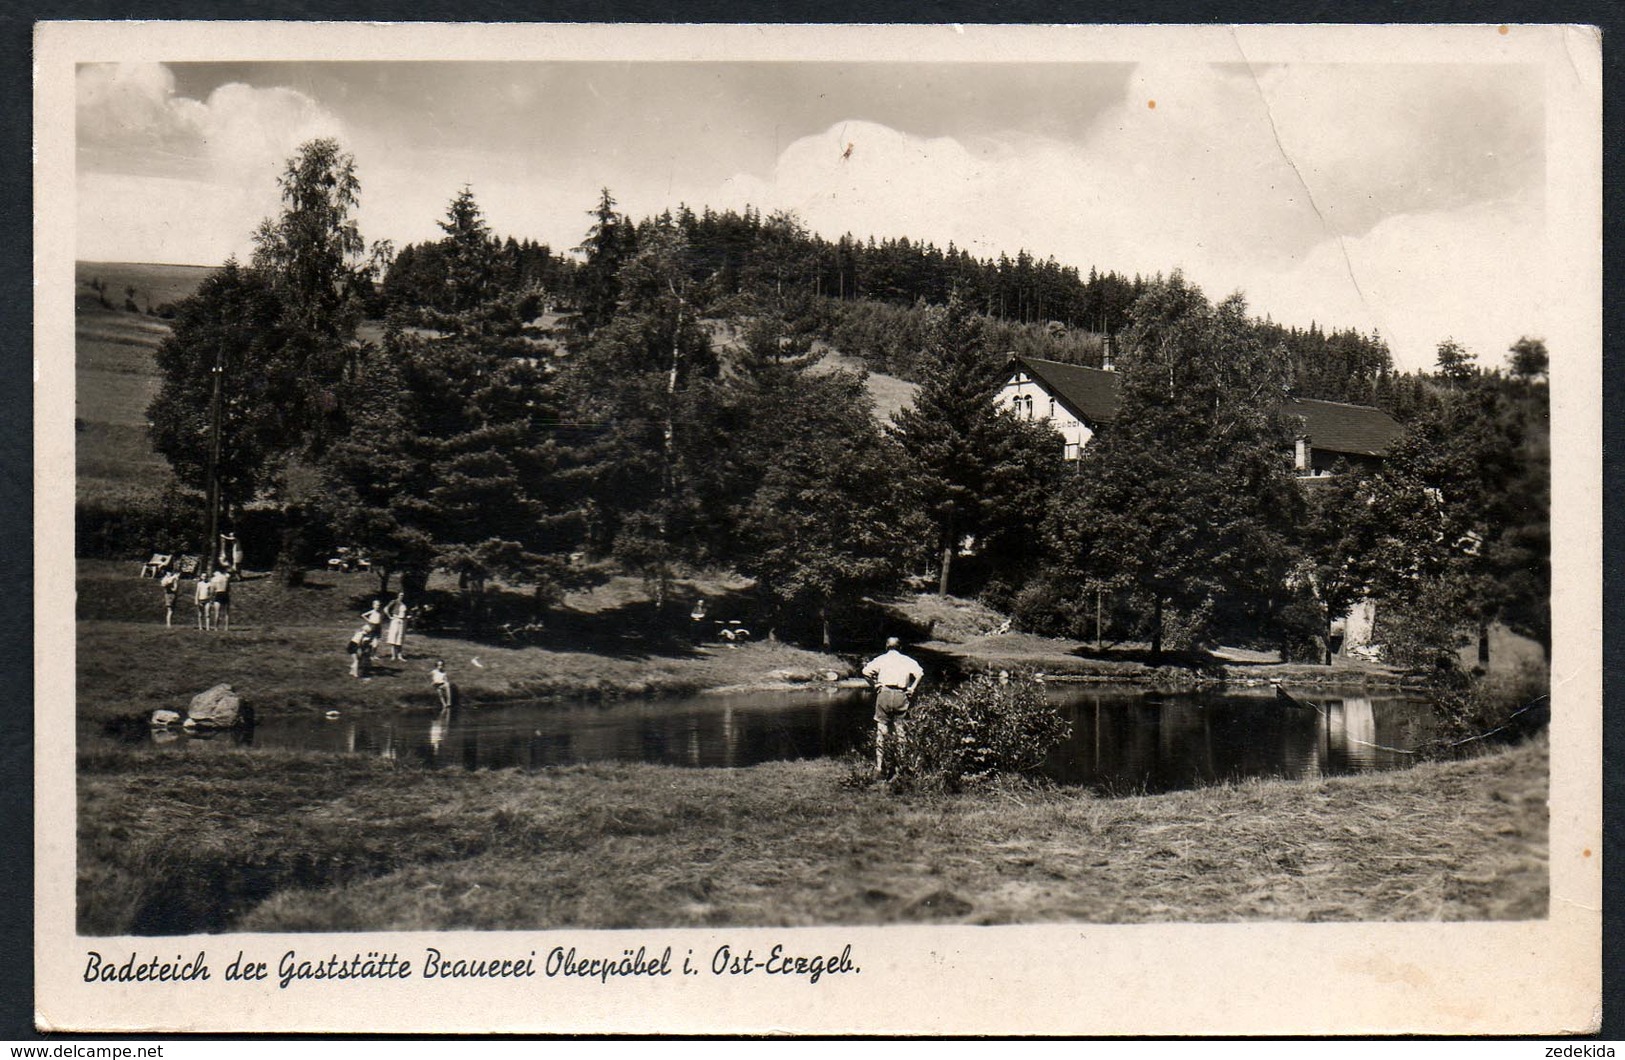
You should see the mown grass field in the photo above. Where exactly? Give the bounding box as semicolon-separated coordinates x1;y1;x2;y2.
77;736;1547;935
74;262;214;507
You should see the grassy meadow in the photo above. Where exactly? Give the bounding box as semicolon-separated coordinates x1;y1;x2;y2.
77;558;853;729
78;736;1547;935
75;262;215;507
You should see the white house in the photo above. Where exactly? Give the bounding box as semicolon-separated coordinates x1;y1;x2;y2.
997;355;1404;474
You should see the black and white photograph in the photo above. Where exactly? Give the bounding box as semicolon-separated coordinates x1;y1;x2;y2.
35;22;1601;1035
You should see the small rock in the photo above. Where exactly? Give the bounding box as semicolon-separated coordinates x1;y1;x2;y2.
186;682;243;728
821;670;840;683
149;709;181;728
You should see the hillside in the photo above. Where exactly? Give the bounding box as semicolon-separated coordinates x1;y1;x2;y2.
74;264;205;506
73;262;922;514
75;261;217;314
813;344;918;421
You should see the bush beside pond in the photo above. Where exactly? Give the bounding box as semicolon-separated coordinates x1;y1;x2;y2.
894;672;1070;792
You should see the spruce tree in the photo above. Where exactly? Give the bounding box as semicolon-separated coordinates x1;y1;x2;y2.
890;290;1058;596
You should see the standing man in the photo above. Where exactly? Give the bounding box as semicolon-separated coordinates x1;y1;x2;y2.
193;571;214;631
159;568;181;628
219;532;242;577
863;637;924;778
208;566;233;632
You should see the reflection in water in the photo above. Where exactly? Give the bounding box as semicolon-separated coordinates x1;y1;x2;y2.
1044;691;1434;793
144;686;1440;795
230;689;874;773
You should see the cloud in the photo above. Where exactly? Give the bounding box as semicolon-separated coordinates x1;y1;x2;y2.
78;171;259;265
76;63;345;261
1247;198;1546;372
73;60;1549;369
705;62;1547;371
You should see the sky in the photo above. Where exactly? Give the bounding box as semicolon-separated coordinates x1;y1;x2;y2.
75;58;1548;373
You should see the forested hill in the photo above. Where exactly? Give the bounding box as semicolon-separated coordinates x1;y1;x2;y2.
375;200;1397;408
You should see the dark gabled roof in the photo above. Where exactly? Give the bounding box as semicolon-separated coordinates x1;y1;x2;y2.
1011;356;1119;427
1280;396;1404;458
1011;355;1404;458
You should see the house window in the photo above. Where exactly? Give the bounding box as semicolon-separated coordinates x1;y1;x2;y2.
1063;441;1080;460
1048;396;1056;418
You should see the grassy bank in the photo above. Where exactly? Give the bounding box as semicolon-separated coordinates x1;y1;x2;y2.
77;560;856;727
78;737;1547;935
80;558;1427;735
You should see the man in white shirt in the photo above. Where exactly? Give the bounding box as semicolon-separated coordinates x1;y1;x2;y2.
862;637;924;777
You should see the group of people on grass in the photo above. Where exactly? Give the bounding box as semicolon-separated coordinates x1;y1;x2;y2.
347;593;411;677
159;569;234;631
348;594;457;708
157;533;242;632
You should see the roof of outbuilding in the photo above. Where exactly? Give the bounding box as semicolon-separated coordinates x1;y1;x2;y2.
1009;356;1405;458
1280;396;1405;458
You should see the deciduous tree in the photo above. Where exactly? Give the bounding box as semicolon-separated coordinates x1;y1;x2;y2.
1049;273;1301;663
1508;336;1549;382
147;261;287;525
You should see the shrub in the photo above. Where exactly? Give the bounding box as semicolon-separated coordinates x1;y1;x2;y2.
1273;596;1329;663
893;672;1070;792
76;484;206;558
1010;577;1092;638
1415;662;1549;760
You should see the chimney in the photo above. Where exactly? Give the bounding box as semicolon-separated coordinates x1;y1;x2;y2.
1102;333;1116;372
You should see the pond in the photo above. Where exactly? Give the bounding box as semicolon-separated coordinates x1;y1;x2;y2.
146;684;1439;795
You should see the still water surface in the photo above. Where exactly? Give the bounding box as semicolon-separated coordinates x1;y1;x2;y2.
157;686;1436;795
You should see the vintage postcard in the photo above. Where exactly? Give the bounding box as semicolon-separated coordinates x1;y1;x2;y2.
34;22;1601;1035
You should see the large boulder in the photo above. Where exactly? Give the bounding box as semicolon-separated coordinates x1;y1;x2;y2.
186;683;243;728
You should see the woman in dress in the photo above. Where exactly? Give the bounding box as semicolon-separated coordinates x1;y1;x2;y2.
383;593;409;660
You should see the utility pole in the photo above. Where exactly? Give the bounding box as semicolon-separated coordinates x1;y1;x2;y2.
657;277;682;611
204;331;224;571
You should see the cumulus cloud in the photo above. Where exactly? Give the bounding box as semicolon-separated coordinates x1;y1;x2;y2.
1247;198;1546;372
76;63;344;262
707;62;1547;371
